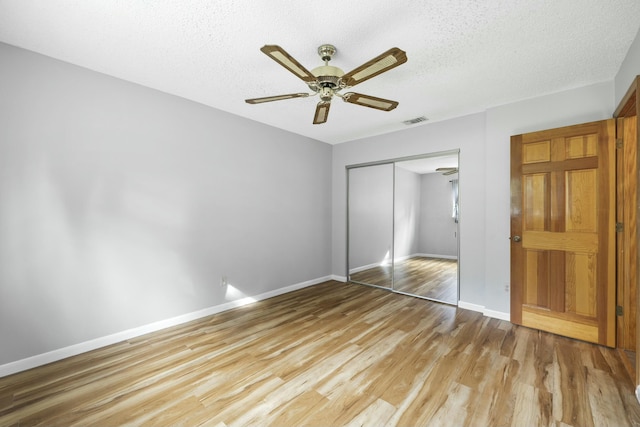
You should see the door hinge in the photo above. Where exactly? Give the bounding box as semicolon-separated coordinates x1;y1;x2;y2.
616;138;624;149
616;222;624;232
616;305;624;316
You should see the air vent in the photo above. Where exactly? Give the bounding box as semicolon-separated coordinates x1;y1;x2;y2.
403;116;428;125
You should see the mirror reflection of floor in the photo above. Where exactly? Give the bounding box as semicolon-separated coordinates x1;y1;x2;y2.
393;257;457;304
349;264;393;288
349;256;457;305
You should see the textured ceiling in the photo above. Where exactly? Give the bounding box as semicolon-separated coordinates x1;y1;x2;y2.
1;0;639;144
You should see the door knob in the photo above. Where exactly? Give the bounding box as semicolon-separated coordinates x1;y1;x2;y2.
512;235;521;242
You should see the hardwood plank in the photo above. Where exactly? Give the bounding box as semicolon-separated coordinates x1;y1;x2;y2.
0;281;639;426
553;338;595;426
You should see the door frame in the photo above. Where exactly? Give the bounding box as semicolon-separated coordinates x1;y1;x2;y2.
613;75;640;391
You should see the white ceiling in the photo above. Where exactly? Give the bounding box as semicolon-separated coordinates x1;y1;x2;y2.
1;1;639;145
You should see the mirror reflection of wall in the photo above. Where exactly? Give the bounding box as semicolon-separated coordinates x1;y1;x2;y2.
393;166;421;262
394;156;458;304
347;151;459;305
348;163;393;288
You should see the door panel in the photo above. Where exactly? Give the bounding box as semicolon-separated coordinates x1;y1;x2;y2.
511;119;616;347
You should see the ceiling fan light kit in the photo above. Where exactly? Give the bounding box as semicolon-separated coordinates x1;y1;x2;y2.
245;44;407;124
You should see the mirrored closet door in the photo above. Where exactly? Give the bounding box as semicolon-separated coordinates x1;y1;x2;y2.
347;151;459;305
347;163;394;288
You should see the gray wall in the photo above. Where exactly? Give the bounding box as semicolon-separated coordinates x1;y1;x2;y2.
418;173;458;257
0;43;332;365
615;25;640;106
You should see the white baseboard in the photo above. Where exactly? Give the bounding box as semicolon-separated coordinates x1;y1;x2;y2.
458;300;510;322
0;275;332;378
349;262;385;274
331;275;348;282
484;309;511;321
457;300;484;313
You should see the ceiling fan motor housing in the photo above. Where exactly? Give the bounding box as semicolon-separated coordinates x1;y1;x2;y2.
309;44;345;96
310;65;345;89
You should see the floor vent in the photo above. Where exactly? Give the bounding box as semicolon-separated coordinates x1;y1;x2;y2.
403;116;428;125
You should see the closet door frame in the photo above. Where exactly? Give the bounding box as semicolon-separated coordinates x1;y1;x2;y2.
346;149;460;304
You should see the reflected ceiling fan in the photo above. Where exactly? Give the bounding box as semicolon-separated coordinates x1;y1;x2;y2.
245;44;407;124
436;167;458;176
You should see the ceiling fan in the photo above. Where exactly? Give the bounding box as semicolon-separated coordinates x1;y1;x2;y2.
245;44;407;124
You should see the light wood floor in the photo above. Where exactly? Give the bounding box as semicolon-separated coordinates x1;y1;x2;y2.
350;256;457;304
2;281;640;426
394;257;457;303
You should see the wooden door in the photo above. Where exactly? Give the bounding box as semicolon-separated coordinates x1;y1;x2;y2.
510;119;616;347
